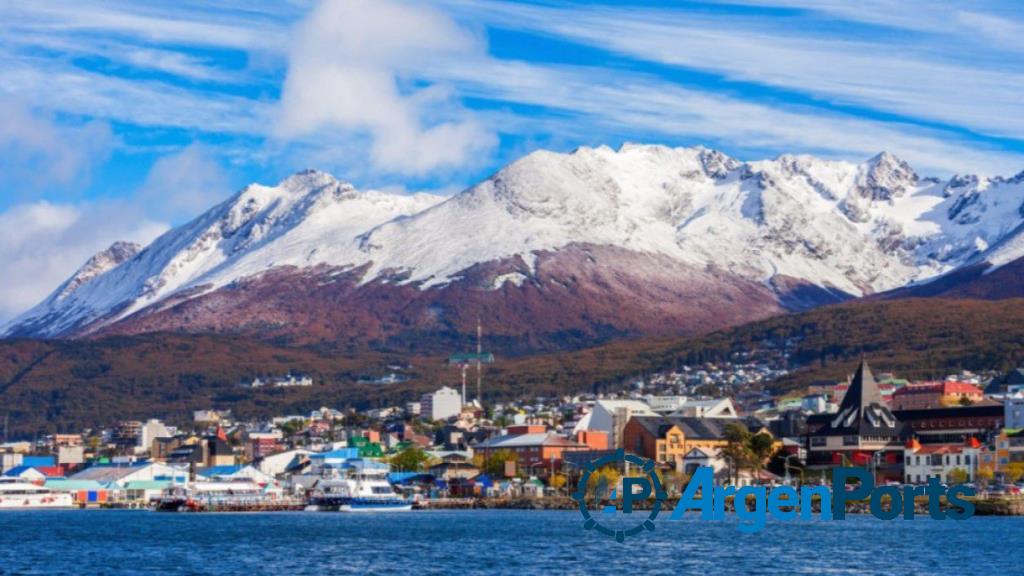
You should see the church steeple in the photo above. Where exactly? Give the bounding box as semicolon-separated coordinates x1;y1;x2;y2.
826;358;902;437
841;358;885;414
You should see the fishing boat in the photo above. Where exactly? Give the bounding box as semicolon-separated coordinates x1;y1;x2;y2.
0;478;74;510
306;459;411;512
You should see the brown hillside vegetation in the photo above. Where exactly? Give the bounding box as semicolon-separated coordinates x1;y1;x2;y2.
1;298;1022;436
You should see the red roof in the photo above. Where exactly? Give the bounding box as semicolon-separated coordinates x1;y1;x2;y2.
906;443;972;455
892;381;983;397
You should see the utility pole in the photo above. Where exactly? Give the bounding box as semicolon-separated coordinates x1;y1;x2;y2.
476;317;483;404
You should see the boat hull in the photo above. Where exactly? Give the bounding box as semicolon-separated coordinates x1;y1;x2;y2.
308;496;412;512
0;494;74;510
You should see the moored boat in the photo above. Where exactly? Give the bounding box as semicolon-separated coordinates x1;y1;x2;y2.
0;478;74;510
307;459;411;512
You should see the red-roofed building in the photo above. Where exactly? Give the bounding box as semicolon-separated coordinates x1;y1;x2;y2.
891;382;984;410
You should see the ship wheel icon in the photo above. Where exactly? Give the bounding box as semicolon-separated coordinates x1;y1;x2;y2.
572;448;667;542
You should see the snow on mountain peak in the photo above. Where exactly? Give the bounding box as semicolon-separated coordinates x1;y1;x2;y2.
4;145;1024;339
859;151;918;201
56;241;141;301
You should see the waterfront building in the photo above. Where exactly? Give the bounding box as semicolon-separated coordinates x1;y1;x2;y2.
69;461;187;487
475;432;584;473
894;403;1004;444
622;415;769;470
806;360;907;476
421;386;463;421
1;466;49;483
44;479;112;505
903;438;980;484
197;464;274;486
427;454;480;481
890;381;985;410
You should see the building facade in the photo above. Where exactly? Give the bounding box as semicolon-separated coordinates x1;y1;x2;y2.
903;438;980;484
806;360;906;478
420;386;463;421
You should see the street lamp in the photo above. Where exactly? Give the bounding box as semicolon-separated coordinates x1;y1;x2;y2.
783;453;803;486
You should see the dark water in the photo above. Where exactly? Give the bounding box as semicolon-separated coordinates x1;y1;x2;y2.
0;510;1020;575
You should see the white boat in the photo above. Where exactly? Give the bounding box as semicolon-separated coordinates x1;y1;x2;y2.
0;478;74;510
307;460;411;512
155;479;294;512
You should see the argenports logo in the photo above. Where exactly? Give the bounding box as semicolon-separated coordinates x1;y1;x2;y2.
575;451;976;540
572;449;667;542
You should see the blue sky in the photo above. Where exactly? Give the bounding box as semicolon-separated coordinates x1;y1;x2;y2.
1;0;1024;320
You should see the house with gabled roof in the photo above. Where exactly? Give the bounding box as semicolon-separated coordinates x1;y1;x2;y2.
806;359;907;476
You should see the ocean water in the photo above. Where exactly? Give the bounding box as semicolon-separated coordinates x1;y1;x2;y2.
0;510;1019;575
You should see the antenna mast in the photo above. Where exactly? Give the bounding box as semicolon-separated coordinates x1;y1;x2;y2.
476;317;483;404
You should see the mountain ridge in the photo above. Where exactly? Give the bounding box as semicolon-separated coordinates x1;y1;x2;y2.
5;144;1024;350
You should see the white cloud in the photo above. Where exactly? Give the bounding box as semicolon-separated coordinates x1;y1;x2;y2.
0;100;115;196
0;200;167;323
276;0;496;175
138;143;231;221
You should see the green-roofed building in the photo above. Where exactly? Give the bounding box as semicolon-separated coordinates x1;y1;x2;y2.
448;352;494;365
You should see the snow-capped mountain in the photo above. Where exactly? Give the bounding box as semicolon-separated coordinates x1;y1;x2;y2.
5;145;1024;349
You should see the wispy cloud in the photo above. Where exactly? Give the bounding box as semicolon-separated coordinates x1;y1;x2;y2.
442;0;1024;141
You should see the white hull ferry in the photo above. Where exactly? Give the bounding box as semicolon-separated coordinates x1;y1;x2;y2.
0;479;74;510
155;479;296;512
307;458;411;512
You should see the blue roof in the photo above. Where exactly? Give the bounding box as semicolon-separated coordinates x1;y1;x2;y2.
309;448;360;460
387;472;434;484
198;465;244;477
22;456;55;467
2;465;39;477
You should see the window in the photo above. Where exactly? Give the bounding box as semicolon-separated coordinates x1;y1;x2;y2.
843;436;859;446
811;437;826;447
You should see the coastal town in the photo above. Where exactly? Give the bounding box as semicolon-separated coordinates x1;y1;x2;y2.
3;358;1024;512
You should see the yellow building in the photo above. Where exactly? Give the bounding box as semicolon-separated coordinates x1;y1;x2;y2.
622;416;773;469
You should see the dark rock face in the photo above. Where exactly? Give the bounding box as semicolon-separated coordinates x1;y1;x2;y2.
88;244;793;353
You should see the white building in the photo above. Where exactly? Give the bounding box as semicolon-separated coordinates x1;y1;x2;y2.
421;386;463;421
643;395;688;414
138;419;173;453
1005;393;1024;429
903;439;980;484
274;374;313;387
801;394;828;414
70;462;188;487
669;398;737;419
258;449;311;477
586;400;658;449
